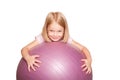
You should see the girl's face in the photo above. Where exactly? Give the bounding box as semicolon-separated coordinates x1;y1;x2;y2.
47;22;64;42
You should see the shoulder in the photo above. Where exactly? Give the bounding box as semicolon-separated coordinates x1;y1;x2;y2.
71;40;84;51
67;37;73;44
35;34;44;43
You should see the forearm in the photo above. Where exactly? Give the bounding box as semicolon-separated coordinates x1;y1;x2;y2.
21;47;30;61
70;40;92;64
82;47;92;64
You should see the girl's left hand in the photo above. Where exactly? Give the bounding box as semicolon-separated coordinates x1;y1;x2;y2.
81;59;92;74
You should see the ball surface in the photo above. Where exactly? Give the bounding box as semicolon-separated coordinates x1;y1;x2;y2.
16;42;92;80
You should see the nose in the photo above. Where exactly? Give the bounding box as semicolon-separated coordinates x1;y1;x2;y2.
53;32;57;36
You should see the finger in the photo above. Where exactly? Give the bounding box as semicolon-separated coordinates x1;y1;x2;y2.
34;55;40;58
33;63;40;68
28;65;31;72
81;59;86;62
82;66;88;71
81;64;86;68
31;65;36;71
87;68;92;74
86;66;92;74
86;69;90;74
35;59;42;63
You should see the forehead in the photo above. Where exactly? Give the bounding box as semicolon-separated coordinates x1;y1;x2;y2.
48;22;64;30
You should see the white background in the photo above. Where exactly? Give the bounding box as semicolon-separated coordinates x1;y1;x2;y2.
0;0;120;80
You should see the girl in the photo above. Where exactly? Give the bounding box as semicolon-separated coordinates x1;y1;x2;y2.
21;12;92;74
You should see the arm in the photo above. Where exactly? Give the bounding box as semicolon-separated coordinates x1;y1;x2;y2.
71;40;92;74
21;40;41;71
21;40;39;60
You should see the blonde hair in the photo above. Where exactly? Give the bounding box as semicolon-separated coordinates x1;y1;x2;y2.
41;12;70;43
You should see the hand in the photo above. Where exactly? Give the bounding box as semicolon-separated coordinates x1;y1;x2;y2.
26;55;42;72
81;59;92;74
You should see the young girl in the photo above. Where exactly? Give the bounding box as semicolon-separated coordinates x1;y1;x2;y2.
21;12;92;74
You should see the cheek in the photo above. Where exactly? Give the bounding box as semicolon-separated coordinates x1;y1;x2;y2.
59;33;64;36
48;32;53;37
57;33;64;38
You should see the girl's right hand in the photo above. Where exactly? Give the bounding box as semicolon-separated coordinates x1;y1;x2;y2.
26;55;42;72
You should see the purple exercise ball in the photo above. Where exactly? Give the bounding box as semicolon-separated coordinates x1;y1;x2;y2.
16;42;92;80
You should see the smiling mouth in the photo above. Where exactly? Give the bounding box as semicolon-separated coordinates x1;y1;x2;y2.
52;38;59;40
50;37;61;41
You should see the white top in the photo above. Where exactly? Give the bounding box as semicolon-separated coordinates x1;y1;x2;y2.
35;34;73;44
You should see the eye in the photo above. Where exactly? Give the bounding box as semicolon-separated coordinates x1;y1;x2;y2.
49;30;54;32
58;30;62;32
